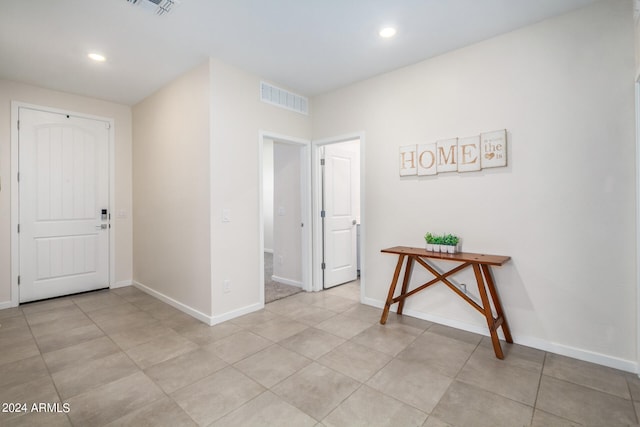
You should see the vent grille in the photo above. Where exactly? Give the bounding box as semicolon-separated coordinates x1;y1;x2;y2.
260;82;308;115
126;0;177;15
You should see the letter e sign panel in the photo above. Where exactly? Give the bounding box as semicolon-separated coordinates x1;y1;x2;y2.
399;145;417;176
457;136;481;172
481;129;507;168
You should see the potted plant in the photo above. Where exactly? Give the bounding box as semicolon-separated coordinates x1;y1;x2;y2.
443;233;460;254
424;232;435;251
432;234;444;252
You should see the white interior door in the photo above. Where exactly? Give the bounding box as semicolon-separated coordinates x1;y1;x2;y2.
323;145;357;288
19;108;110;303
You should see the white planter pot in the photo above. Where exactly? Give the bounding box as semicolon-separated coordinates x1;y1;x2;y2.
433;244;441;253
447;245;456;254
425;243;434;251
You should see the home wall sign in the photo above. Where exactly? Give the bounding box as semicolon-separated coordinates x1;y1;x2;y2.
400;129;507;176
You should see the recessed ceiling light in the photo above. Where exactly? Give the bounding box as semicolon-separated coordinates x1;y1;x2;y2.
88;53;106;62
379;27;397;38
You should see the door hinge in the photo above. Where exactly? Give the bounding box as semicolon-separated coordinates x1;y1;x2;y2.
17;120;19;130
17;276;20;285
321;262;326;270
17;224;20;233
320;210;326;218
17;172;19;182
105;122;111;129
320;158;325;166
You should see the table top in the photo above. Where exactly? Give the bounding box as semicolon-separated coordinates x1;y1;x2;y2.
381;246;510;266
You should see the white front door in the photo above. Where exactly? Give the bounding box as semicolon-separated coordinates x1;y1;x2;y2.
322;145;358;288
19;108;110;303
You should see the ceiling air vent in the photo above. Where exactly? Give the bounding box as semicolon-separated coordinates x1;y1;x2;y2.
260;82;309;115
126;0;178;15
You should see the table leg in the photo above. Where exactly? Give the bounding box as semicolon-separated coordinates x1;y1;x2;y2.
397;256;414;315
482;264;513;343
473;264;504;359
380;254;405;324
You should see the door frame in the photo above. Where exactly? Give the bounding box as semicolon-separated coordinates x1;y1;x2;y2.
635;79;640;376
312;132;365;299
10;102;115;307
258;130;312;305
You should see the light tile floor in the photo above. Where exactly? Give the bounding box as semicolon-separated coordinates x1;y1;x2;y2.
1;282;639;426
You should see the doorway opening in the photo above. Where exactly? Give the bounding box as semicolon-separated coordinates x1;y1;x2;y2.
312;133;364;299
259;132;311;306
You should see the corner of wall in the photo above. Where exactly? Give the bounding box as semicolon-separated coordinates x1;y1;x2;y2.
132;61;213;316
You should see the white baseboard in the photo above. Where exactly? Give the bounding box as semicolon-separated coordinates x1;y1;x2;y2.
271;275;302;288
209;302;264;326
0;300;15;310
132;281;213;325
131;281;266;327
362;296;638;374
111;280;133;289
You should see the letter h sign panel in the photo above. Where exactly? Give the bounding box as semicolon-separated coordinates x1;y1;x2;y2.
399;145;417;176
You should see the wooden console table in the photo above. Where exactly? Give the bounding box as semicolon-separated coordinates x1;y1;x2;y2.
380;246;513;359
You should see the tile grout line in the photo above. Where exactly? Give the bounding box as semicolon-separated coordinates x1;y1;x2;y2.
627;375;640;424
422;327;485;423
348;322;436;419
39;294;169;426
258;288;426;424
327;309;424;419
27;300;76;426
75;294;199;426
529;350;547;426
537;372;635;425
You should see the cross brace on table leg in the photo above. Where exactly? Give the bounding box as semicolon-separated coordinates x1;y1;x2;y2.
473;264;510;359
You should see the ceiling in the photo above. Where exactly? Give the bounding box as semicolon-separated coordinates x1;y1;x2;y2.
0;0;600;106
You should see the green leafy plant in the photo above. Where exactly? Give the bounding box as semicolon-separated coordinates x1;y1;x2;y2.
443;234;459;246
426;232;460;249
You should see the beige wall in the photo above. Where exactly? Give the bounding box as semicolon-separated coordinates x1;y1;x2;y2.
0;80;133;305
132;61;212;315
313;0;636;368
209;58;311;320
130;58;311;322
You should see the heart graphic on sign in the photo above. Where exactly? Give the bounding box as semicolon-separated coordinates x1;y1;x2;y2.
484;153;495;160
